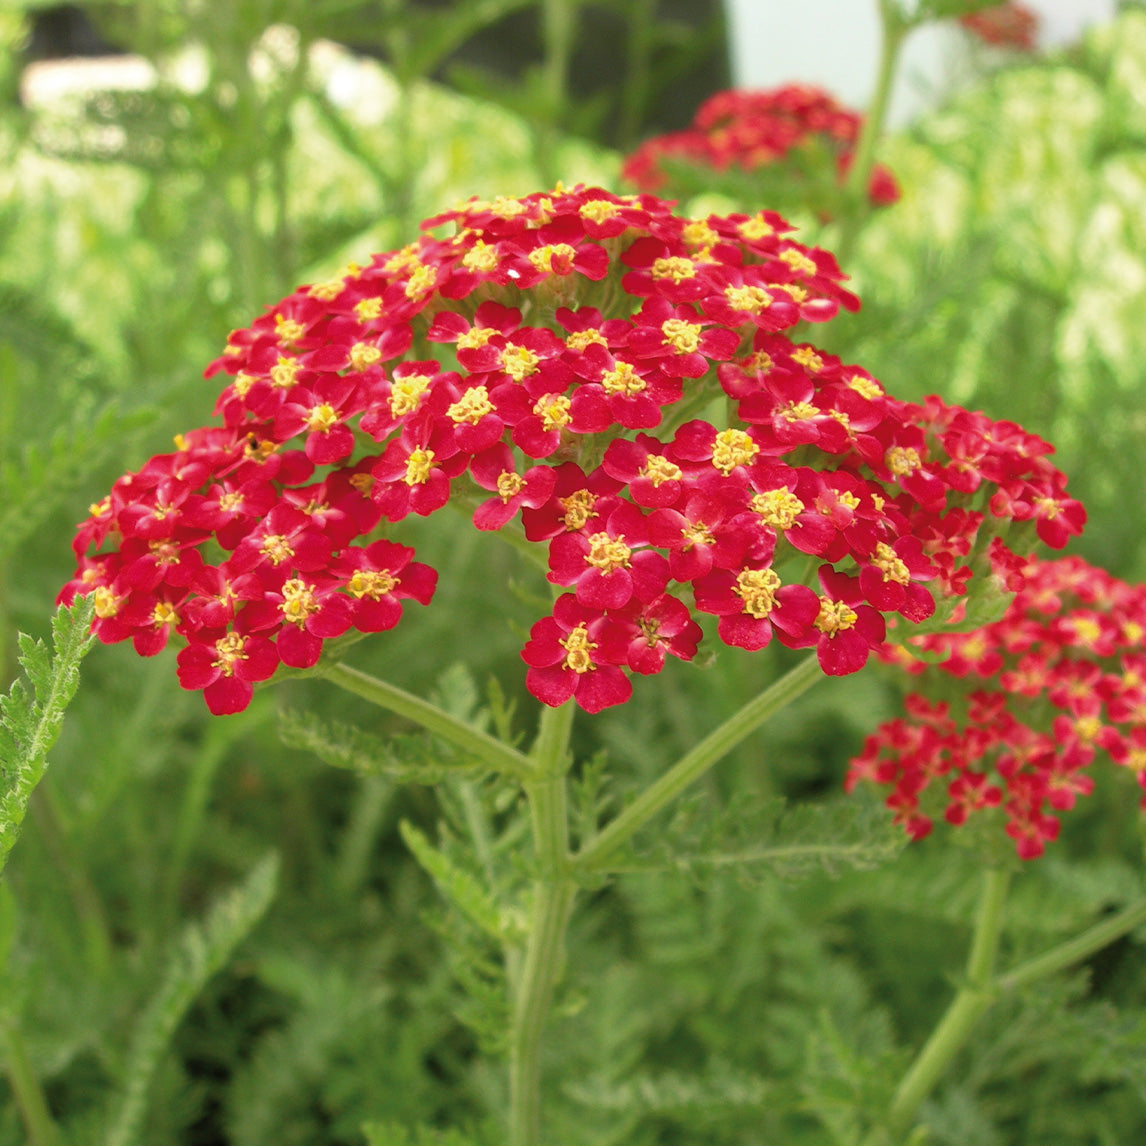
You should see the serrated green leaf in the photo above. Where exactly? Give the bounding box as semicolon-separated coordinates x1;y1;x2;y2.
278;708;483;783
0;597;95;876
103;852;280;1146
398;820;503;940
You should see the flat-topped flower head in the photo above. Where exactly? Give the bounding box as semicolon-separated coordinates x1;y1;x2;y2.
851;556;1144;858
622;85;900;217
61;184;1082;715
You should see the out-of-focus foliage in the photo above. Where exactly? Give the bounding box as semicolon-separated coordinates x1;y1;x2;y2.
829;6;1146;582
1;2;1145;1145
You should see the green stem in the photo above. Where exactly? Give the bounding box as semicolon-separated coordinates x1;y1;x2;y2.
1000;893;1146;993
321;662;536;780
887;866;1011;1139
836;0;908;265
1;1020;62;1146
509;702;577;1146
573;653;823;873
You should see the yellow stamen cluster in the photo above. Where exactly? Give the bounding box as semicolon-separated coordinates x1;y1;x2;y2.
405;264;437;300
871;542;911;586
847;373;883;400
212;633;247;676
560;624;597;674
151;601;179;628
390;374;432;418
815;599;858;636
735;568;781;619
458;326;497;352
782;401;820;423
886;446;922;477
349;569;397;599
791;346;823;372
711;428;759;475
780;248;817;277
270;356;301;389
533;394;572;431
355;297;383;322
502;344;540;382
640;455;682;487
651;256;696;283
404;448;435;485
724;285;771;314
751;488;804;530
305;404;340;433
275;314;305;344
585;532;632;572
661;318;701;355
602;362;646;396
348;342;381;371
497;472;525;502
561;490;597;531
566;328;607;352
261;534;295;565
93;585;124;619
279;579;319;626
579;199;619;225
463;240;500;273
683;219;719;248
447;386;494;425
529;243;577;273
738;214;774;242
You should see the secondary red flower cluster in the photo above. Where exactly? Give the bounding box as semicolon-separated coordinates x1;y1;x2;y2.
960;2;1039;51
850;555;1144;859
622;85;900;211
61;185;1082;716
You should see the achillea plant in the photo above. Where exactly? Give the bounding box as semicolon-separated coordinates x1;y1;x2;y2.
852;553;1146;858
60;185;1081;716
960;1;1040;51
59;184;1108;1145
622;86;900;213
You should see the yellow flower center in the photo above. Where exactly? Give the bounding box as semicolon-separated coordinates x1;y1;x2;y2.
404;264;437;300
349;569;397;599
93;586;123;619
533;394;572;431
683;219;719;248
404;448;435;485
682;521;714;549
458;326;498;352
270;356;301;388
735;568;781;619
217;491;244;512
847;373;883;400
791;346;824;371
529;243;577;273
390;374;432;417
261;534;295;565
566;328;607;352
871;542;911;586
783;401;820;422
602;361;646;396
579;199;619;225
661;318;701;355
279;578;319;626
738;214;774;242
497;472;525;502
212;632;247;676
502;344;541;382
151;601;179;627
652;256;696;283
355;297;383;322
711;428;759;475
815;599;858;637
640;455;682;486
560;624;597;674
448;385;494;425
349;342;381;371
305;404;340;433
886;446;922;477
463;241;500;272
274;315;305;344
724;285;771;314
585;532;631;572
780;248;817;276
751;489;804;530
561;490;597;531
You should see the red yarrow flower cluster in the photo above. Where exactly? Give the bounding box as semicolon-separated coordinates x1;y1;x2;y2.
622;85;900;211
850;555;1144;859
62;185;1081;717
960;2;1039;51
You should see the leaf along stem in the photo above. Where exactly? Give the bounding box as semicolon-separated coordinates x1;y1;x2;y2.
321;661;537;779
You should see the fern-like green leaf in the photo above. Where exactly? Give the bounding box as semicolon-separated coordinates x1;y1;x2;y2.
103;852;280;1146
279;708;485;782
398;820;503;941
0;597;95;875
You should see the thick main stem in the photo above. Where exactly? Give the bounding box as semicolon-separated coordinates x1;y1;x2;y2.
509;702;577;1146
887;866;1011;1139
573;654;823;873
